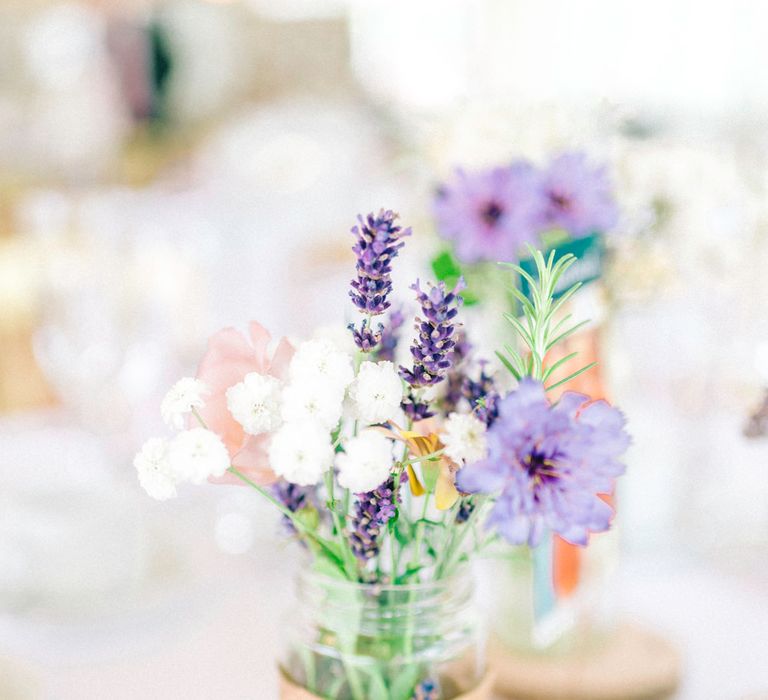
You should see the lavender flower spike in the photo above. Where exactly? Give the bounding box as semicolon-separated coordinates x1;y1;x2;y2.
349;475;400;563
400;278;465;388
374;305;405;363
349;210;412;352
272;480;313;535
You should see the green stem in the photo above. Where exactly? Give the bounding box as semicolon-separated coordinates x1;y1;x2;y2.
388;439;410;582
436;497;488;578
401;448;445;467
410;493;431;570
339;655;367;700
436;501;461;574
325;470;358;580
227;467;344;569
403;493;431;658
389;466;404;582
191;407;208;428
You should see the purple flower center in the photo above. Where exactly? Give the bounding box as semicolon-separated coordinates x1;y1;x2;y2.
479;200;504;226
524;450;559;486
548;190;572;212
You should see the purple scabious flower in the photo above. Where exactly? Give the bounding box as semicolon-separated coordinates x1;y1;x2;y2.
348;475;401;563
349;210;411;351
399;279;465;388
432;162;544;264
374;305;405;363
538;152;619;237
456;379;629;547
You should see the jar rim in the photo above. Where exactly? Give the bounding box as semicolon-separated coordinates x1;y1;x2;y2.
297;563;471;594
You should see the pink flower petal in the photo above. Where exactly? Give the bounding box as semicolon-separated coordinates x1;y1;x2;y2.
196;327;265;456
195;322;294;487
248;321;273;368
210;434;275;486
270;337;295;383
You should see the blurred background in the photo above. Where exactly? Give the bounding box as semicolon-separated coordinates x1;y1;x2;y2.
1;1;767;698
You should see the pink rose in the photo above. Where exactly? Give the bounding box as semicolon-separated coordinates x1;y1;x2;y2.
196;321;293;486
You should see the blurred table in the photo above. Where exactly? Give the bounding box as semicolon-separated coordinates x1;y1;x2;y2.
3;553;767;700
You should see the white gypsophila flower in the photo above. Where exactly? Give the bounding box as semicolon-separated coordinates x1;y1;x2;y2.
134;437;177;500
167;428;230;484
269;421;334;486
336;429;394;493
441;413;488;465
281;380;344;430
348;361;404;425
289;338;354;392
312;324;358;356
226;372;282;435
161;377;209;429
350;360;402;417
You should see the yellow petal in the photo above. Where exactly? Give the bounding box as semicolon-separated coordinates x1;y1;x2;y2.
406;465;426;497
405;434;437;457
435;463;459;510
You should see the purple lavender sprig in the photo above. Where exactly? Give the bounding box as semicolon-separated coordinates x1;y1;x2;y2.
272;481;313;535
374;305;405;363
442;329;473;414
401;392;434;421
349;210;411;352
399;278;465;388
463;362;500;426
348;475;401;565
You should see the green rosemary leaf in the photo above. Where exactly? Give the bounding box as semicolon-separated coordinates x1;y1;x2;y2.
550;312;573;336
546;282;582;321
503;312;535;347
532;352;543;378
548;253;576;293
545;361;597;392
542;351;579;381
500;262;540;304
546;248;556;268
545;318;591;351
502;342;524;362
507;283;536;315
496;350;521;379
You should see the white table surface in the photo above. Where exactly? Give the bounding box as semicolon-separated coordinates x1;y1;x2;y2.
2;549;767;700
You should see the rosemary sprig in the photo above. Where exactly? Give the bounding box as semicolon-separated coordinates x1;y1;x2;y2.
497;246;597;386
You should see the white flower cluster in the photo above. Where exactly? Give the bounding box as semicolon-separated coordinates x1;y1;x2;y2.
336;429;394;493
347;361;403;425
136;378;229;500
267;339;353;485
336;361;402;493
136;343;407;498
160;377;208;429
440;412;488;465
269;421;335;486
226;373;282;435
134;428;230;500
